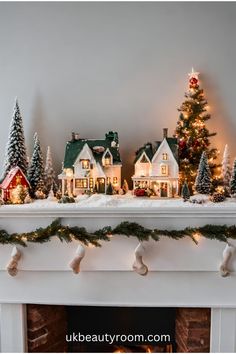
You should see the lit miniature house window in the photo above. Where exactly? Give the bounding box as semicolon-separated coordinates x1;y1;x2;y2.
89;178;93;189
81;160;90;169
162;153;168;160
161;165;168;176
107;177;111;184
140;154;149;163
113;177;118;185
75;179;88;188
104;151;112;166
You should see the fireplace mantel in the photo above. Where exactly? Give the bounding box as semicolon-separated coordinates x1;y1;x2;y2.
0;206;236;352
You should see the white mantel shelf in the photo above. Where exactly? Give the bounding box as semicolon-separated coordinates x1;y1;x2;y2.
0;205;236;218
1;204;236;352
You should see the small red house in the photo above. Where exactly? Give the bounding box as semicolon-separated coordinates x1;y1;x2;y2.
0;166;30;201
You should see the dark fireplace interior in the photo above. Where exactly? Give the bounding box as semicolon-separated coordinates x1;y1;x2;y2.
67;306;176;352
27;305;211;353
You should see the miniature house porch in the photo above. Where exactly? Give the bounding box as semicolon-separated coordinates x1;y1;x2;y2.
1;206;236;352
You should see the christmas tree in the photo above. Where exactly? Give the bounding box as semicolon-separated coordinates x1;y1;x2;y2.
175;69;218;191
28;133;45;195
222;144;231;196
3;99;28;177
106;182;114;195
230;159;236;196
195;151;212;194
181;181;190;201
44;146;57;195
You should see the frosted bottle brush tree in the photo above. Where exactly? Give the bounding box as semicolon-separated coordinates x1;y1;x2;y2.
28;133;45;196
195;151;212;195
222;144;231;196
175;69;218;192
230;159;236;196
3;99;28;177
44;146;57;195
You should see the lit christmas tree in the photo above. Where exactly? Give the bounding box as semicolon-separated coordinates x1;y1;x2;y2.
222;144;231;196
28;133;45;196
3;99;28;177
230;159;236;196
195;151;212;195
175;69;218;192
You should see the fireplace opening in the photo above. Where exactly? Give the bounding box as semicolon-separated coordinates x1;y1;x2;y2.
66;306;176;353
27;305;211;353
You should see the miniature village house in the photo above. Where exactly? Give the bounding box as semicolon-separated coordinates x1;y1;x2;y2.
0;166;30;201
132;128;179;197
59;131;122;195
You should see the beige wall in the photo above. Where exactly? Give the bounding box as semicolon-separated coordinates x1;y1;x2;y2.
0;2;235;184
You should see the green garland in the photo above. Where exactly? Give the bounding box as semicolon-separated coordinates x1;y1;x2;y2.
0;218;235;247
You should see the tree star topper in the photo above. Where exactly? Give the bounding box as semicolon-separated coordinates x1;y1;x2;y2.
188;67;200;88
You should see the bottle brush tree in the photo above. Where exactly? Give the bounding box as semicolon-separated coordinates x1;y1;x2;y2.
222;144;231;196
230;159;236;196
3;99;28;177
28;133;45;196
195;151;212;195
181;181;190;201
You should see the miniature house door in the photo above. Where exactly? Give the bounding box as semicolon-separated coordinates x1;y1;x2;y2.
160;182;168;197
97;178;105;193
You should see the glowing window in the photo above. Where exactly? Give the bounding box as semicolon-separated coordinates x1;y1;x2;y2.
104;151;112;166
75;179;88;188
89;178;93;188
140;155;149;163
162;153;168;160
107;177;111;184
113;177;118;185
161;165;168;176
81;160;90;169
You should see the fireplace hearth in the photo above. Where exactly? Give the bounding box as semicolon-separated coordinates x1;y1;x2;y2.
26;305;210;353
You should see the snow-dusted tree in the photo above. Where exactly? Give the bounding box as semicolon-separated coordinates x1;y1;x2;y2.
106;182;114;195
3;99;28;177
222;144;231;196
181;181;190;201
230;159;236;196
195;151;212;195
28;133;45;195
44;146;56;194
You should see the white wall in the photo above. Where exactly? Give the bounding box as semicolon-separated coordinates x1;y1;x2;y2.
0;2;235;183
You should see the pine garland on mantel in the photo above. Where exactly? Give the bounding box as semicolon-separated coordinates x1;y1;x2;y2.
0;218;235;247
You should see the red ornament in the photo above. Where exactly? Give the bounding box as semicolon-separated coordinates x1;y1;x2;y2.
189;77;198;87
179;140;186;149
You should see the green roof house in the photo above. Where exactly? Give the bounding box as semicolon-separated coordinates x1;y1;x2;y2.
59;131;122;195
132;128;179;197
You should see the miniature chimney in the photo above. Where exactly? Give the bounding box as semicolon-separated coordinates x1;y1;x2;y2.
163;128;168;139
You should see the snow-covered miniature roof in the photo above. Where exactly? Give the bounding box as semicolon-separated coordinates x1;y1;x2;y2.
0;166;30;189
63;131;122;169
134;137;178;164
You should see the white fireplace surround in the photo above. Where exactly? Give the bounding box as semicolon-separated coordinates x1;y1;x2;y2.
0;206;236;352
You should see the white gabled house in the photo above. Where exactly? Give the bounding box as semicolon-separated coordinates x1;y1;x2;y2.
59;131;122;196
132;128;179;197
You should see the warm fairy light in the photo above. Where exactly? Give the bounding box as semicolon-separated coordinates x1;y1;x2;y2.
88;243;96;248
216;186;224;193
193;232;201;242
